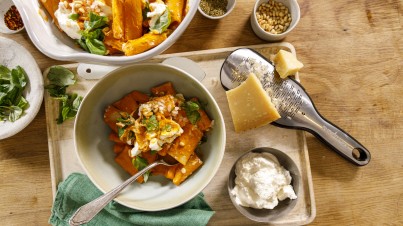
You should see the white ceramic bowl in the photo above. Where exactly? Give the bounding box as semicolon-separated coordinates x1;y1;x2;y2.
0;36;43;139
74;63;226;211
228;147;300;222
198;0;236;19
12;0;200;65
251;0;300;41
0;0;24;34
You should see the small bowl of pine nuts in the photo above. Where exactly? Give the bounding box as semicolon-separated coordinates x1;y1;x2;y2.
251;0;300;41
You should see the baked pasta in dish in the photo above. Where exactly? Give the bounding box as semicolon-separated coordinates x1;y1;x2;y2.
39;0;190;56
104;82;213;185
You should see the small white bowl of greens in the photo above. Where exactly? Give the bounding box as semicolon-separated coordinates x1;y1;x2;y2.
0;36;43;140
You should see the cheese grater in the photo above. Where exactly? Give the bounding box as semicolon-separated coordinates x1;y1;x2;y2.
220;48;370;166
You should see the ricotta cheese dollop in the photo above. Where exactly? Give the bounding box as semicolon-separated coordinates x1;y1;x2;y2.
231;152;297;209
54;2;82;39
147;1;167;29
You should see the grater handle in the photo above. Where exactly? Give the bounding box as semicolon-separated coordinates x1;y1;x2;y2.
306;113;371;166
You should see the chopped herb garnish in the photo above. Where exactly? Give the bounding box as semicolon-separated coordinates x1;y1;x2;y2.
163;123;172;132
45;66;82;124
0;65;29;122
117;115;135;126
118;127;125;138
183;100;201;124
132;156;151;182
142;114;159;131
69;13;79;21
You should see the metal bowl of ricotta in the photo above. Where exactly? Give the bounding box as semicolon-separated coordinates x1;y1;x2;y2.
227;147;300;222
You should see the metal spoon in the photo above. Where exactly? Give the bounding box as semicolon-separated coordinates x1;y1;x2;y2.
69;159;174;226
220;48;371;166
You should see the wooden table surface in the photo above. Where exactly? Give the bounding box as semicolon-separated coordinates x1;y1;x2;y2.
0;0;402;225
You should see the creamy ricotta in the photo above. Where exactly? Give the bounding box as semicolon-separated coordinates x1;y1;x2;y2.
90;0;112;17
231;152;297;209
54;2;82;39
55;0;112;40
147;1;167;30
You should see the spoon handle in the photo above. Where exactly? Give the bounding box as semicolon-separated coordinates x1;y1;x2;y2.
69;160;161;226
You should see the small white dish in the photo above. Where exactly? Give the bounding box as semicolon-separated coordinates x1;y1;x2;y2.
198;0;236;19
0;36;44;140
251;0;300;41
0;0;24;34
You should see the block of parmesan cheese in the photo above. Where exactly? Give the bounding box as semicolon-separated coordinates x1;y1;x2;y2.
226;73;281;132
273;50;304;78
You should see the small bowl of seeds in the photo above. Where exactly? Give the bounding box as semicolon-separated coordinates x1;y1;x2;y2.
0;0;24;34
251;0;300;41
198;0;236;20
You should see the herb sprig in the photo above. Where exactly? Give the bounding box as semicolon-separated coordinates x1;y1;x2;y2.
45;66;82;124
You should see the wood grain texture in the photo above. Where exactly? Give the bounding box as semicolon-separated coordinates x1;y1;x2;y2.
0;0;402;225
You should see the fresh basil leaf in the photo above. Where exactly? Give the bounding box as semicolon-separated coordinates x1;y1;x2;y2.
133;156;148;169
85;38;107;55
45;67;82;124
0;65;11;78
47;66;76;87
142;114;159;131
8;105;23;122
0;65;29;122
183;100;201;124
56;93;82;124
69;13;79;21
85;12;109;31
45;84;67;97
185;101;199;112
0;105;22;122
79;12;109;55
17;96;29;110
150;8;171;34
187;111;201;125
2;85;19;106
132;156;151;182
13;66;27;88
143;171;150;182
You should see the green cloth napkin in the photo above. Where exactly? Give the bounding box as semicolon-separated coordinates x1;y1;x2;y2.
49;173;215;226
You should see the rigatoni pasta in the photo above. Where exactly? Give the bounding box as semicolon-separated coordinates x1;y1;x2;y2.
103;82;213;185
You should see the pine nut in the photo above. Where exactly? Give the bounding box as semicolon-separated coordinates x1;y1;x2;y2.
255;0;292;34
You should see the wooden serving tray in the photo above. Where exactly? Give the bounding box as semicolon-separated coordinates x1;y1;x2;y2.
44;43;316;225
